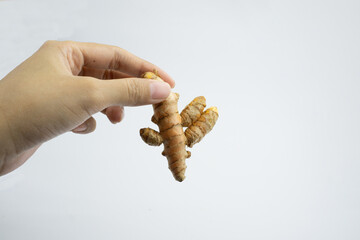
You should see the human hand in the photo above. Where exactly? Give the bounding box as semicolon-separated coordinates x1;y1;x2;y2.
0;40;174;176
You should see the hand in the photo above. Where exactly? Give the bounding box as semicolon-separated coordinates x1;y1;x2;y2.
0;40;174;176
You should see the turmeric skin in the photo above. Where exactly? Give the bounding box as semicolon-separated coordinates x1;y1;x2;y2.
139;128;162;146
140;72;218;182
180;96;206;127
185;107;218;148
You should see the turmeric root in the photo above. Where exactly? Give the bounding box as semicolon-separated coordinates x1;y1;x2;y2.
140;72;218;182
139;128;162;146
180;96;206;127
185;107;219;148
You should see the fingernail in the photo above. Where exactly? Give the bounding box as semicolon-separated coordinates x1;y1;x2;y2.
150;81;171;100
73;123;87;132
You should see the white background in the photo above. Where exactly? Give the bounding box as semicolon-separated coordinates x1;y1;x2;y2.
1;0;360;239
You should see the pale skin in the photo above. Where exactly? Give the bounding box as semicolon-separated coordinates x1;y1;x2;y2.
0;40;175;176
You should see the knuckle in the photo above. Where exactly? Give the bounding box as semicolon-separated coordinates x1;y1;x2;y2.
101;69;114;80
41;40;77;59
43;40;57;46
41;40;59;49
124;79;144;105
42;40;75;49
81;78;104;108
108;50;122;70
60;40;76;48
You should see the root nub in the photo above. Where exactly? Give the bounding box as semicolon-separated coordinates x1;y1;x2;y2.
140;128;163;146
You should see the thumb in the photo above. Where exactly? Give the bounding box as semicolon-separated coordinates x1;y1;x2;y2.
98;78;171;106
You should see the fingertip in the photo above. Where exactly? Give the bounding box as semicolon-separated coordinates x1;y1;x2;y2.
168;79;176;89
72;117;97;134
106;106;125;124
144;65;175;88
149;80;171;101
158;70;175;88
72;123;87;133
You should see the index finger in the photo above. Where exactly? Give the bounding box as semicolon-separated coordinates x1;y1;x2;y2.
73;41;175;88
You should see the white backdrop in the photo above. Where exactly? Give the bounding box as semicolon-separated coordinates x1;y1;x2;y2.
1;0;360;239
